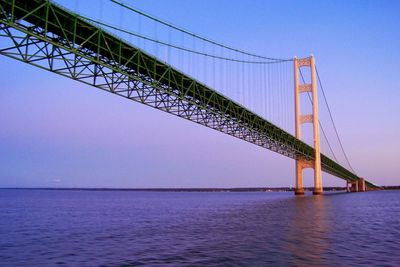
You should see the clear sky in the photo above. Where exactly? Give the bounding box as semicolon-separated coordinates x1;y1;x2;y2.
0;0;399;188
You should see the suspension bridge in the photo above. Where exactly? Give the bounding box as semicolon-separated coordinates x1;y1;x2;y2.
0;0;378;193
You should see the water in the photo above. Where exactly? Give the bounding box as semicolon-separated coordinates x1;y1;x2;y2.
0;189;399;266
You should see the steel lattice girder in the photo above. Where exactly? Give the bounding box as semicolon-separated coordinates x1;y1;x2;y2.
0;0;376;188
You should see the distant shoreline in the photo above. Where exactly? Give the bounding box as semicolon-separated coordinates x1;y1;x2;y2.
1;186;399;192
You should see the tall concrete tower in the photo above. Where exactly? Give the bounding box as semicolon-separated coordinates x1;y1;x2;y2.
293;56;322;195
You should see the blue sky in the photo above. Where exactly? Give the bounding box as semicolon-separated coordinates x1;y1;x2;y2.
0;0;399;188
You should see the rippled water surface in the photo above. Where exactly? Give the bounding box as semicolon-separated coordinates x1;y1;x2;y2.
0;189;399;266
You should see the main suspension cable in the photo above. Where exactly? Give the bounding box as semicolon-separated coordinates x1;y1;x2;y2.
110;0;293;62
299;69;339;163
79;15;289;64
315;66;356;173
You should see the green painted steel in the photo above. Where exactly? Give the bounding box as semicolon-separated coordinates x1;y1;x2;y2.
0;0;377;188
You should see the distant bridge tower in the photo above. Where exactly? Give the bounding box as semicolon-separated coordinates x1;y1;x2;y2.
293;56;322;195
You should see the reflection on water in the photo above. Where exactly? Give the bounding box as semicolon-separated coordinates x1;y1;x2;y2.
287;196;329;266
0;190;399;266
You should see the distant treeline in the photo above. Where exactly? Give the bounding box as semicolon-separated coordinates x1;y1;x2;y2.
2;187;357;192
381;186;400;190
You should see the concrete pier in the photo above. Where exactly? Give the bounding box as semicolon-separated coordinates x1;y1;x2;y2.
348;178;366;192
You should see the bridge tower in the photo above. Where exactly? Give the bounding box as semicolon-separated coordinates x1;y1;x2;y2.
293;56;322;195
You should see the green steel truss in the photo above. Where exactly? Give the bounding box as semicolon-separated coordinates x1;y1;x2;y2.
0;0;376;188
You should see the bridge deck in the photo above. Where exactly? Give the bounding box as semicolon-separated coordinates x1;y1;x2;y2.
0;0;376;188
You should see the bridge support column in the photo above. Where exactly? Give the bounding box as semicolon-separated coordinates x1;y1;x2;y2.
350;180;359;192
358;178;366;192
295;160;304;195
294;56;322;195
349;178;366;192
